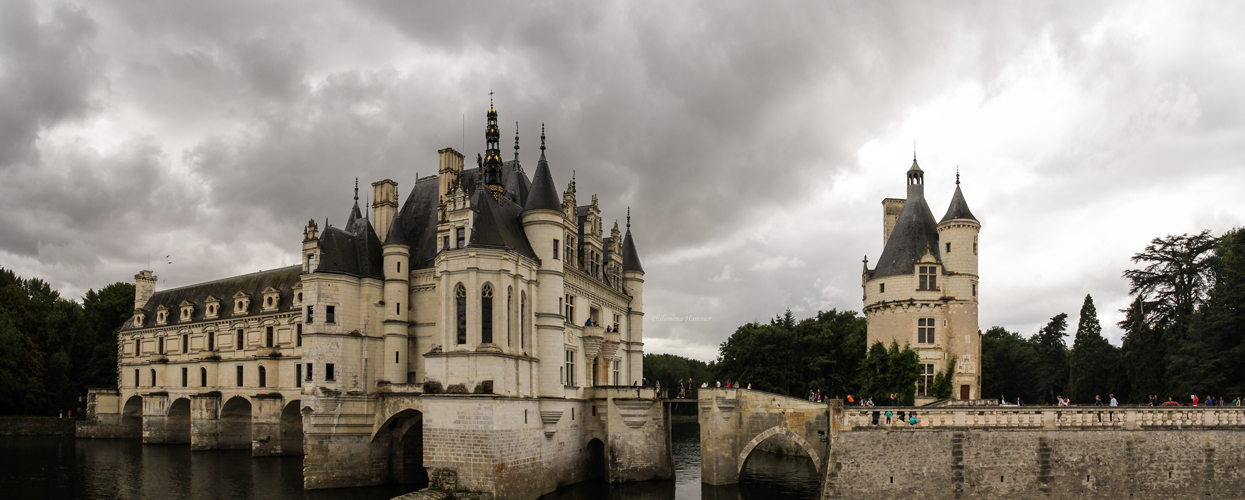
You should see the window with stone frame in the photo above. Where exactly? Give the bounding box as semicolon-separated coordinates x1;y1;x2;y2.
259;366;267;387
918;318;935;344
918;266;938;290
456;227;465;248
296;364;302;387
296;323;302;347
612;359;621;386
917;363;935;396
553;239;559;260
181;367;187;388
481;284;494;344
200;367;207;387
455;284;467;344
613;313;621;333
565;349;576;386
326;305;336;323
236;329;244;350
236;365;243;387
265;326;274;347
565;294;576;324
182;334;188;353
520;291;527;349
208;332;215;351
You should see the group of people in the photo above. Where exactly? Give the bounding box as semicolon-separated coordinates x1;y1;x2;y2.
649;378;759;398
845;395;874;406
807;390;827;402
582;318;616;333
1172;394;1240;407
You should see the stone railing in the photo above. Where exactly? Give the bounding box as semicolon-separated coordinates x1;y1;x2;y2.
840;406;1245;431
582;325;605;361
586;386;656;400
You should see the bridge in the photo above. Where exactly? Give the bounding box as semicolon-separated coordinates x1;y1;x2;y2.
699;391;1245;498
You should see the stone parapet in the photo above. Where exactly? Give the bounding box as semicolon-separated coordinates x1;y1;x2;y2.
837;406;1245;432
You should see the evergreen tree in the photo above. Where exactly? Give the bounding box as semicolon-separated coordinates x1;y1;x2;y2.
981;326;1041;403
1120;296;1164;402
1031;313;1070;404
1068;295;1117;403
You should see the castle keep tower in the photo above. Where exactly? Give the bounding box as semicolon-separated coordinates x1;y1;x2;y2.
863;156;981;404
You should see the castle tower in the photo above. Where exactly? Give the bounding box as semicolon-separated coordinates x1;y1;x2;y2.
134;270;157;308
521;125;569;398
863;155;980;403
382;213;411;384
620;208;645;385
371;179;398;239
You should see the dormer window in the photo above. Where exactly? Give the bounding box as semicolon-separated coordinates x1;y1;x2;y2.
179;300;194;321
156;306;169;326
205;297;220;319
918;266;938;291
292;283;303;307
134;310;146;326
261;287;280;312
233;292;251;315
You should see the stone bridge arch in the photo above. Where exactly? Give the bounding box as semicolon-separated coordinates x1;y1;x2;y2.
698;387;829;486
736;425;821;472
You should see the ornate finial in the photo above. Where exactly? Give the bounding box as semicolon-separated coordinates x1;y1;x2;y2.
627;207;631;229
956;166;960;185
514;122;520;161
540;123;546;151
913;140;916;161
354;177;359;202
489;90;494;110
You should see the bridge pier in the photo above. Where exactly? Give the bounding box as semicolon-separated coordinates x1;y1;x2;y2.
141;392;171;444
698;388;829;486
189;392;221;450
251;394;284;456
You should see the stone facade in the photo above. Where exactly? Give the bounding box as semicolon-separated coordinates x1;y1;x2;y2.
698;388;830;486
80;101;666;499
863;158;981;403
825;405;1245;499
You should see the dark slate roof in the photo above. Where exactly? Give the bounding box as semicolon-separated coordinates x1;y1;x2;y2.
469;184;537;258
503;160;531;207
622;230;643;273
873;178;940;280
346;201;363;227
394;176;441;269
317;205;384;279
523;152;561;213
127;266;302;330
940;185;978;223
384;212;408;246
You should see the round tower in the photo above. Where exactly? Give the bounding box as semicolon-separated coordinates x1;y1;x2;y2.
937;172;980;279
620;208;645;386
381;213;411;384
521;126;569;398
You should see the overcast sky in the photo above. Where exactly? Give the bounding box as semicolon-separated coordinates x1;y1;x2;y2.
2;1;1243;360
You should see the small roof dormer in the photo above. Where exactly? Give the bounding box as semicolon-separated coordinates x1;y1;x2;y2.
261;287;281;312
179;300;195;322
205;296;221;319
233;291;251;316
155;305;169;325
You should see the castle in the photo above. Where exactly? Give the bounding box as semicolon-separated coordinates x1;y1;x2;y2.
80;101;670;499
862;155;981;404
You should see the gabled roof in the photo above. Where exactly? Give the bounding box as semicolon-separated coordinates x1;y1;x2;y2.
940;184;978;223
125;266;302;330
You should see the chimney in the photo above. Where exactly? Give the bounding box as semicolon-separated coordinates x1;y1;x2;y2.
371;179;398;239
134;270;157;309
882;198;905;246
438;148;465;203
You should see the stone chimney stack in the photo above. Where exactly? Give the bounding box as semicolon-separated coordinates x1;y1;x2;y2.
882;198;905;246
438;148;464;202
371;179;398;239
134;270;157;309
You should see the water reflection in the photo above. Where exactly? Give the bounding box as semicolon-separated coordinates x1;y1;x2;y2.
538;423;820;500
1;423;819;500
0;436;416;500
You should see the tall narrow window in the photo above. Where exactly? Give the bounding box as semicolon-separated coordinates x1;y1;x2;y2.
520;292;526;349
553;239;559;260
880;283;885;293
613;360;621;386
266;326;274;347
972;284;977;297
296;364;302;388
456;227;465;248
326;306;336;323
208;332;215;351
917;364;935;396
565;294;575;323
481;284;494;344
443;236;450;250
236;365;243;387
918;318;935;344
507;287;513;347
151;369;157;387
158;337;164;355
565;350;576;386
135;369;139;387
306;363;313;381
946;242;951;253
397;261;401;274
296;324;302;347
919;266;938;290
396;302;401;315
258;366;267;388
236;329;244;350
326;363;335;381
182;367;187;387
455;284;467;344
183;334;189;353
306;306;314;323
395;351;400;364
200;367;207;387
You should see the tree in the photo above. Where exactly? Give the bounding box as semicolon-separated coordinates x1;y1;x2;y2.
1031;313;1070;404
714;308;867;398
981;326;1041;403
930;357;956;400
1068;295;1124;404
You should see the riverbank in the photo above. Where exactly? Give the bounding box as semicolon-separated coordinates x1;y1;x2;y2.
0;416;78;436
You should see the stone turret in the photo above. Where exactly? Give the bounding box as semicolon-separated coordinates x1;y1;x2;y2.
371;179;398;239
134;270;157;309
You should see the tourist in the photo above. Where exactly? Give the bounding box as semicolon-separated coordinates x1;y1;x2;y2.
817;390;822;403
1094;395;1102;406
1109;394;1118;407
747;383;752;390
678;379;685;399
884;410;893;424
1192;394;1199;406
715;380;720;388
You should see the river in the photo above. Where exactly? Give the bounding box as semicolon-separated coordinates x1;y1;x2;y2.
0;424;819;499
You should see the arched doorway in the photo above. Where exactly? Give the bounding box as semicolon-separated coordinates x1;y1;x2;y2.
121;395;143;438
166;398;191;443
219;397;252;450
370;409;426;487
586;438;607;481
280;400;303;456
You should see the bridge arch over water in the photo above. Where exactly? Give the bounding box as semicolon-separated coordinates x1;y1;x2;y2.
698;387;829;486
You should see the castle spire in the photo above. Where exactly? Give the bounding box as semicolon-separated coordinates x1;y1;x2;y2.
626;207;631;231
956;166;960;185
482;96;505;202
354;177;359;202
514;122;520;162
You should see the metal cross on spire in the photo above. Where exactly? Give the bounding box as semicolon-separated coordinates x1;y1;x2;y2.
627;207;631;230
956;166;961;185
354;177;359;202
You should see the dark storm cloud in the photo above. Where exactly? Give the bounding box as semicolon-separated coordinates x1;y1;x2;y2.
0;0;102;167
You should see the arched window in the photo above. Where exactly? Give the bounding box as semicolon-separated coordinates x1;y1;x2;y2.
150;369;156;387
481;284;494;344
258;366;267;388
455;284;467;345
520;291;526;349
200;367;207;387
507;286;513;347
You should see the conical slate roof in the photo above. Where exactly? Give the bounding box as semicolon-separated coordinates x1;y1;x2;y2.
622;229;643;273
504;162;531;207
940;184;977;223
523;152;561;213
384;213;408;246
873;160;940;279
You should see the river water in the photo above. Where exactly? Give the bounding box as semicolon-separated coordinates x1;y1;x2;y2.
0;424;819;499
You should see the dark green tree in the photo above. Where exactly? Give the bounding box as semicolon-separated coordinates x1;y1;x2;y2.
980;326;1041;404
1068;295;1124;404
1031;313;1070;404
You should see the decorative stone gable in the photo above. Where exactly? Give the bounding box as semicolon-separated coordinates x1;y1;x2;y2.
155;305;169;325
233;291;251;315
261;287;281;312
179;300;194;321
205;296;221;319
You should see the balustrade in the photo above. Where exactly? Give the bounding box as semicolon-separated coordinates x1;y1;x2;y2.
838;406;1245;432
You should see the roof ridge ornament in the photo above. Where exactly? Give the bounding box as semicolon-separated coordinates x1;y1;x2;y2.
540;123;545;151
354;177;359;202
627;207;631;231
514;121;520;162
956;166;961;186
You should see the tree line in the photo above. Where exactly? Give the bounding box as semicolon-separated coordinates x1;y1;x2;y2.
647;228;1245;406
0;268;133;415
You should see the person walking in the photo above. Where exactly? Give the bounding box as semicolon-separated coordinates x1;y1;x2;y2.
1192;394;1199;406
1109;394;1118;407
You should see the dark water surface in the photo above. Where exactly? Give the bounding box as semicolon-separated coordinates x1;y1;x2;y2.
1;424;819;499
